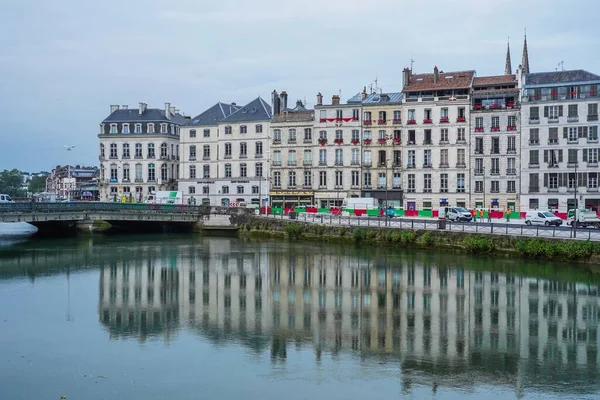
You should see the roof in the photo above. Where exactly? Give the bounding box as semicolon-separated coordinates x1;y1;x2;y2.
473;75;517;87
189;102;240;126
362;92;403;104
403;70;475;92
525;69;600;86
472;88;520;96
221;97;272;123
103;108;187;124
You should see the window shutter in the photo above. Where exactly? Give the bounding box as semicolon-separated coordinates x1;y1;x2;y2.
558;173;564;187
558;150;563;162
581;173;588;187
558;105;563;117
583;149;588;162
563;127;568;138
583;126;588;138
544;106;549;117
543;173;548;187
578;127;583;138
544;150;548;163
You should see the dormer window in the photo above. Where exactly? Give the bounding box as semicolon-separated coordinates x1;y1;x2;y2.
240;125;247;134
100;124;104;134
160;124;167;133
225;126;232;134
122;124;130;134
134;124;142;133
110;124;117;134
148;123;155;133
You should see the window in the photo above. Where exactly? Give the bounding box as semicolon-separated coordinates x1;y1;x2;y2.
122;124;129;134
335;171;343;188
352;109;359;120
457;173;465;192
134;124;142;133
475;137;483;153
335;149;343;166
203;129;210;137
407;109;415;121
424;129;432;144
222;185;229;194
423;150;431;167
110;124;117;134
255;124;262;133
440;149;448;167
147;123;155;134
407;174;415;192
160;164;168;182
351;171;359;187
424;174;431;192
189;145;196;160
440;107;448;119
135;164;142;181
530;150;539;165
364;111;372;122
363;172;371;188
100;144;105;158
288;129;297;143
475;117;483;129
407;150;415;168
568;149;578;164
203;165;210;178
507;136;516;152
224;143;232;158
589;173;598;189
255;163;263;178
225;126;232;134
529;128;539;144
225;164;232;178
189;186;196;194
288;150;297;166
110;164;118;180
319;171;327;187
424;109;432;120
440;128;448;143
393;150;401;166
491;181;500;193
122;143;130;159
507;158;516;174
491;158;500;174
475;158;484;174
203;145;210;159
507;181;516;193
351;148;359;165
475;181;484;193
109;143;117;158
589;126;599;141
568;104;578;117
160;124;167;133
319;149;327;166
585;148;599;164
273;172;281;187
319;130;327;140
160;143;167;158
148;164;155;181
508;115;516;127
530;107;539;120
240;142;247;158
304;128;312;142
392;172;401;188
189;165;196;179
240;163;247;177
491;116;500;128
252;186;259;194
304;171;312;187
545;105;562;119
457;128;466;142
190;129;196;138
408;130;416;144
254;141;263;157
548;128;558;144
237;185;244;194
304;149;312;165
336;109;343;119
377;172;385;188
440;173;448;193
457;149;465;166
491;137;500;154
240;125;247;134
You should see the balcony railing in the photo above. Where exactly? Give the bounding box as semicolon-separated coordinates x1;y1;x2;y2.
303;160;312;166
529;118;540;124
506;168;516;175
364;119;372;125
507;148;517;154
588;114;599;121
474;169;484;175
377;119;387;125
439;117;449;123
392;119;402;124
287;161;297;166
567;116;579;123
490;169;500;175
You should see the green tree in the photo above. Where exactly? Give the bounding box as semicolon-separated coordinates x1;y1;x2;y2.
28;175;48;194
0;169;25;197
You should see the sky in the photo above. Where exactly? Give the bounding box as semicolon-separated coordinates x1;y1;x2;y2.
1;0;599;172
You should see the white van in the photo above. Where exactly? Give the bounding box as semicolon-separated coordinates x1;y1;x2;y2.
439;206;472;222
0;194;14;203
525;210;563;226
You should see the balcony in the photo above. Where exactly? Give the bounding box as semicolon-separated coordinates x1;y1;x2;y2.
439;117;449;123
507;125;517;131
423;140;432;145
529;186;539;193
475;127;484;133
567;162;578;168
474;169;484;176
203;156;210;160
351;160;360;166
109;155;118;159
474;148;484;154
334;138;344;145
506;168;516;175
224;155;232;159
134;178;143;183
377;119;387;125
507;148;517;154
490;169;500;175
189;157;197;161
456;163;466;168
364;119;373;125
288;140;297;144
407;119;416;125
456;117;466;123
548;117;559;123
303;160;312;166
318;161;327;166
255;153;263;158
134;155;143;159
548;187;559;192
363;184;372;189
439;140;449;145
239;154;247;159
567;116;579;123
423;118;433;124
273;161;282;166
272;139;281;144
122;155;130;159
287;161;297;166
423;163;432;168
588;138;599;143
439;163;449;168
529;118;540;124
528;163;539;168
334;161;343;166
406;163;416;169
159;155;169;160
529;140;539;145
588;114;599;122
548;139;559;145
392;119;402;124
303;139;312;144
490;126;500;132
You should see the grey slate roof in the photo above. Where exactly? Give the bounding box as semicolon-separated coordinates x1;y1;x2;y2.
189;102;240;126
346;92;403;104
526;70;600;86
221;97;272;123
103;108;187;124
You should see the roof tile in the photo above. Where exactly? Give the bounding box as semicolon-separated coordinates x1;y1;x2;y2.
403;70;475;92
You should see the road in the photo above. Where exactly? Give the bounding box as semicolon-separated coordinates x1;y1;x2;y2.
259;213;600;241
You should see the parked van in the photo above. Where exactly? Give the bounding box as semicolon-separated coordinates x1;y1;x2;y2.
525;210;563;226
0;194;14;203
439;206;472;222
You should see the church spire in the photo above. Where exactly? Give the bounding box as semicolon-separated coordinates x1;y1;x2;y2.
521;30;530;74
505;38;512;75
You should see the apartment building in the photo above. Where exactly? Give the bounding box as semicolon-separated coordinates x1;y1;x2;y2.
179;102;239;205
269;90;315;208
98;103;186;201
213;97;271;207
401;67;473;211
520;69;600;213
470;70;522;212
357;88;404;207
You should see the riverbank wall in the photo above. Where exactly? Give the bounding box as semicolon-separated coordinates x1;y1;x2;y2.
240;216;600;266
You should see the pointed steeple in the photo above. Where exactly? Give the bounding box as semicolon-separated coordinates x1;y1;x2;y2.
505;38;512;75
521;30;530;74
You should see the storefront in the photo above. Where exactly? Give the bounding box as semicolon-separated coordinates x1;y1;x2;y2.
269;190;314;209
360;189;403;208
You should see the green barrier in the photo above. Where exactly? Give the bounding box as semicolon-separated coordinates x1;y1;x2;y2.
318;208;330;213
272;207;283;215
294;208;306;213
343;209;355;215
394;209;405;216
418;210;433;218
366;209;379;217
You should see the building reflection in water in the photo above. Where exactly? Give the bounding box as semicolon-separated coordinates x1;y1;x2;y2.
99;238;600;393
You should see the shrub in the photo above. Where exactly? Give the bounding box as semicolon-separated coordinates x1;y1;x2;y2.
417;232;433;246
285;224;303;238
352;228;366;241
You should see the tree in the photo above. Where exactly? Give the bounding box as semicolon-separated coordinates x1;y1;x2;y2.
0;169;25;197
28;175;48;194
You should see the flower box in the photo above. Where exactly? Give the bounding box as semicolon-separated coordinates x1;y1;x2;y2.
334;138;343;145
352;117;359;121
319;118;326;123
492;104;499;109
506;103;515;108
318;139;327;146
364;119;372;125
392;119;402;124
377;119;386;125
377;138;387;145
507;125;516;131
475;104;482;110
456;117;466;122
393;138;401;145
423;119;432;124
440;117;449;123
475;127;484;132
335;118;342;122
363;139;372;145
351;139;359;145
491;126;500;132
407;119;416;125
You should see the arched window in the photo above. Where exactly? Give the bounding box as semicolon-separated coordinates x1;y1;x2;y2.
100;144;105;158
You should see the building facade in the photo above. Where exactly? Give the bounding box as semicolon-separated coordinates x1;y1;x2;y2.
179;102;239;205
269;91;315;208
520;70;600;214
470;71;522;212
46;165;99;200
98;103;186;202
401;67;473;211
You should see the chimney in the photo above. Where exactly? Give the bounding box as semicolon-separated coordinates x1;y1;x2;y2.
121;105;128;110
280;91;288;111
138;102;146;115
316;92;323;106
361;86;367;100
402;68;411;88
165;102;171;120
331;95;340;105
296;99;303;107
271;90;280;115
110;105;120;113
434;66;439;84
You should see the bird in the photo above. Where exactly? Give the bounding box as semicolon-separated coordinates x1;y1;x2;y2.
64;145;75;151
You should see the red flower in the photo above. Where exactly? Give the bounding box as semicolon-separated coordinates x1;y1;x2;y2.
377;138;387;144
457;117;466;122
475;104;482;110
440;117;449;123
319;118;326;123
334;138;343;145
364;138;372;145
393;138;401;144
364;119;372;125
407;119;416;125
351;139;359;145
423;118;432;124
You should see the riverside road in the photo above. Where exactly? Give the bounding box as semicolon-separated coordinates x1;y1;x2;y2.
261;213;600;241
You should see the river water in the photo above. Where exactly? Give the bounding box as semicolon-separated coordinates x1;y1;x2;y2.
0;234;599;400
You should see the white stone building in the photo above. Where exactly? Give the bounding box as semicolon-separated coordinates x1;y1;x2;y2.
98;103;186;202
179;102;239;205
401;67;473;211
520;70;600;214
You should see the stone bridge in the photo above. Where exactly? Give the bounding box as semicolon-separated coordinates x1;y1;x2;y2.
0;203;253;234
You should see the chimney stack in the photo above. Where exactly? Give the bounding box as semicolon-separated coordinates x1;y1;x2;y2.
280;91;288;111
296;99;303;107
331;95;340;105
316;92;323;106
361;86;367;100
165;102;171;120
402;68;411;88
271;90;280;115
138;102;146;115
110;105;120;113
121;105;128;110
434;66;439;84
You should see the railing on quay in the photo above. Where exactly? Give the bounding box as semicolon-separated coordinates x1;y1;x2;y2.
262;213;600;241
0;202;204;214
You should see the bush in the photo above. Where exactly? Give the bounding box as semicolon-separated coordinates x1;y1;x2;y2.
352;228;366;241
417;232;433;246
285;224;303;238
462;236;492;253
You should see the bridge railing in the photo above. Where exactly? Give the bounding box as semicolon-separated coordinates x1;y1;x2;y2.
0;202;206;214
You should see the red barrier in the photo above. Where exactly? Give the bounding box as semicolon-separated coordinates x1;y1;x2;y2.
489;211;504;219
306;207;318;213
330;207;342;216
353;209;367;216
283;207;295;215
555;212;567;220
405;210;418;217
259;206;271;214
432;210;439;218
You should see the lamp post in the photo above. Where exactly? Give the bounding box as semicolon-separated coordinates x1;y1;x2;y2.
64;145;75;201
385;159;389;208
335;169;341;209
572;161;578;238
258;174;263;215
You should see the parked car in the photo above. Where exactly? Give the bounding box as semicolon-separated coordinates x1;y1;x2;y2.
525;211;563;226
0;194;14;203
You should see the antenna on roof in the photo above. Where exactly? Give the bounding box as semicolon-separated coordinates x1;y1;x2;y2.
556;61;564;71
410;57;415;72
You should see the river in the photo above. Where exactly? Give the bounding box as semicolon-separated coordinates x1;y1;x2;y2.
0;234;599;400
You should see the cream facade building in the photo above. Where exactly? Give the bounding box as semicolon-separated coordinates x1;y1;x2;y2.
98;103;186;202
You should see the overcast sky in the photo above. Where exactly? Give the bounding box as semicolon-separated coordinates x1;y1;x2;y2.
1;0;598;172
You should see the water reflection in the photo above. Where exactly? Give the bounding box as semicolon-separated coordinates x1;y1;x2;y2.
97;238;600;397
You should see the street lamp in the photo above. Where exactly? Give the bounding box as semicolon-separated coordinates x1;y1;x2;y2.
335;169;341;209
385;159;389;208
572;161;578;238
64;145;75;201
